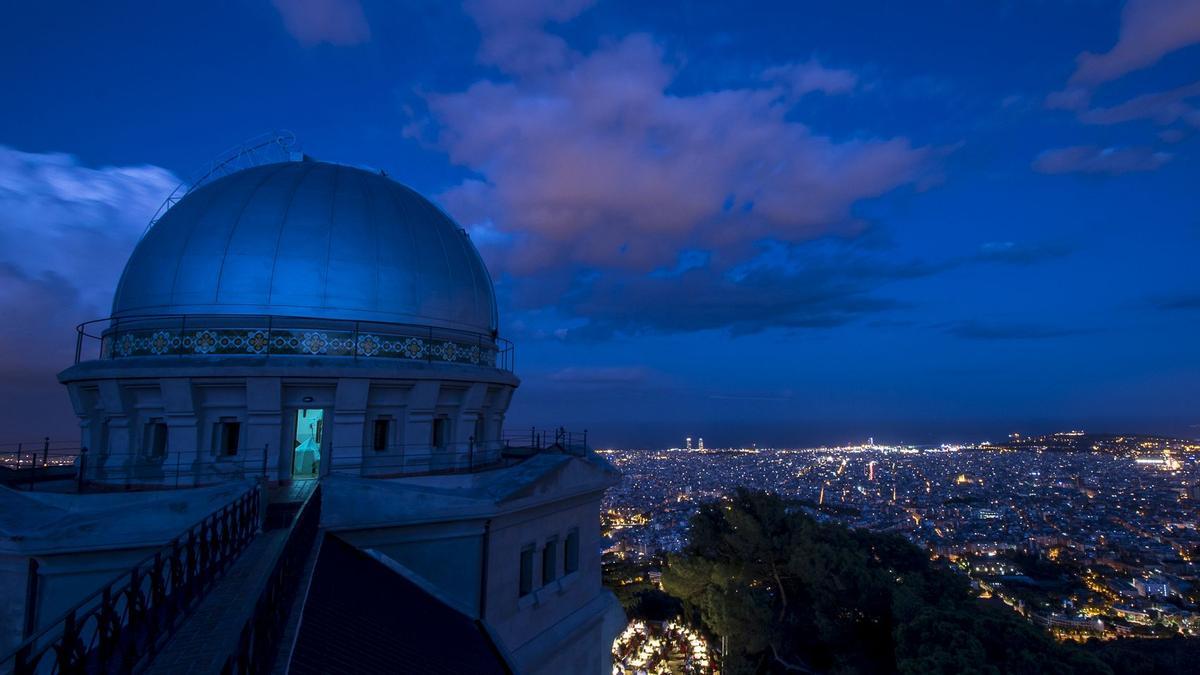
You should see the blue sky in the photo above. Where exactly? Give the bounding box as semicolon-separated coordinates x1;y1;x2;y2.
1;0;1198;447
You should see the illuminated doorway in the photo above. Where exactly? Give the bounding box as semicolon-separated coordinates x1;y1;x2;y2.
293;408;324;478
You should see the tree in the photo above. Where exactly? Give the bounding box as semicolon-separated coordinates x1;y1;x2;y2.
662;489;1111;675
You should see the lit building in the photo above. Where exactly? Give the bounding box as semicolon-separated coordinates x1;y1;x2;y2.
2;154;623;673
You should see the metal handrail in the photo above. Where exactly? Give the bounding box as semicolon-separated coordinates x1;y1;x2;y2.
2;484;263;674
73;313;515;372
223;484;322;674
139;131;298;241
0;427;590;493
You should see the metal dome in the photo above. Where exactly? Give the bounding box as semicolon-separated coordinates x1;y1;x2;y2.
111;160;498;335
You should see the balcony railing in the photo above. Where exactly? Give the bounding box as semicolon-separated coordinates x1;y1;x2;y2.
2;428;590;492
223;483;322;674
73;313;514;372
1;485;263;674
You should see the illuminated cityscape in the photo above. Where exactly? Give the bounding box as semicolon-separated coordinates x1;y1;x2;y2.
602;432;1200;646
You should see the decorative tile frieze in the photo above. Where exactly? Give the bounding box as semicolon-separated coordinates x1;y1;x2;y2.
102;325;501;368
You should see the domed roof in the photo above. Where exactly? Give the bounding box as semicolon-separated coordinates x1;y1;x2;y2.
112;160;498;335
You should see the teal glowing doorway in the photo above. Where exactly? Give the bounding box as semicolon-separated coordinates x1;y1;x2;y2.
293;409;323;478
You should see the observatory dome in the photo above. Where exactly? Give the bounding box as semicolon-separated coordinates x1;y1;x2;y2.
111;160;497;335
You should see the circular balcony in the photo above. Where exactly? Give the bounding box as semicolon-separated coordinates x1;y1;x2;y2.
73;313;514;371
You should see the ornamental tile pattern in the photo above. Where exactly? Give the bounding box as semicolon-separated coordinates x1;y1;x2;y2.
102;326;501;368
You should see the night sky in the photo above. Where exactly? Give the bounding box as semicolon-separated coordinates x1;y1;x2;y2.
1;1;1198;448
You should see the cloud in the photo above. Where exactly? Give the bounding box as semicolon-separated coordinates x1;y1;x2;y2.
464;0;595;74
0;146;177;439
549;240;948;338
944;320;1086;341
1151;292;1200;310
407;4;938;337
547;365;655;385
1070;0;1200;86
0;146;177;371
1032;145;1171;175
974;241;1073;265
762;59;859;97
272;0;370;47
421;34;930;276
1078;80;1200;127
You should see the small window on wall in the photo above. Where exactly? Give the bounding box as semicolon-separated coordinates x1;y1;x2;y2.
543;537;558;584
145;419;168;460
218;418;240;456
372;418;390;452
473;416;485;447
431;417;450;450
519;545;535;597
564;528;580;574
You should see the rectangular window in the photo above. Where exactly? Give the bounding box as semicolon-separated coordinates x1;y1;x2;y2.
564;528;580;574
146;419;168;460
431;417;449;450
218;419;240;456
543;537;558;584
473;416;485;447
519;545;535;597
372;418;390;452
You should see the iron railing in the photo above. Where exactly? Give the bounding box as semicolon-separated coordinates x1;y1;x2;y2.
73;313;514;372
2;485;263;674
521;427;590;456
139;131;298;241
1;428;590;492
223;484;322;674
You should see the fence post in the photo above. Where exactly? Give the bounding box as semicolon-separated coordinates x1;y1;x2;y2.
469;435;475;470
24;444;34;491
22;558;39;639
41;437;49;469
261;444;269;480
78;447;88;492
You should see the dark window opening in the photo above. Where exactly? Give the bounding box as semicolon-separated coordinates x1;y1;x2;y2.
372;418;390;452
432;417;449;450
519;545;534;597
219;419;240;456
564;528;580;574
473;416;485;448
542;538;558;585
146;419;168;460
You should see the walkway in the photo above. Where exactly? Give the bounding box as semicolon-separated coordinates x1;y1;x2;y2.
146;479;318;674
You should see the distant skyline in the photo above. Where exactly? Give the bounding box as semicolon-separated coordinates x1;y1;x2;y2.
2;0;1198;447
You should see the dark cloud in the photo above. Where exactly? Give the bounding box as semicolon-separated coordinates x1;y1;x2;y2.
531;239;950;338
547;366;655;385
1080;80;1200;127
973;241;1073;265
1032;145;1170;175
0;146;177;436
944;320;1087;341
1151;293;1200;310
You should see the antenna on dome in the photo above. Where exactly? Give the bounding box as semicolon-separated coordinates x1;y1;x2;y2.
139;130;300;240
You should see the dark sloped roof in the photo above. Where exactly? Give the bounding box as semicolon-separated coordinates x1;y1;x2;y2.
289;534;510;675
